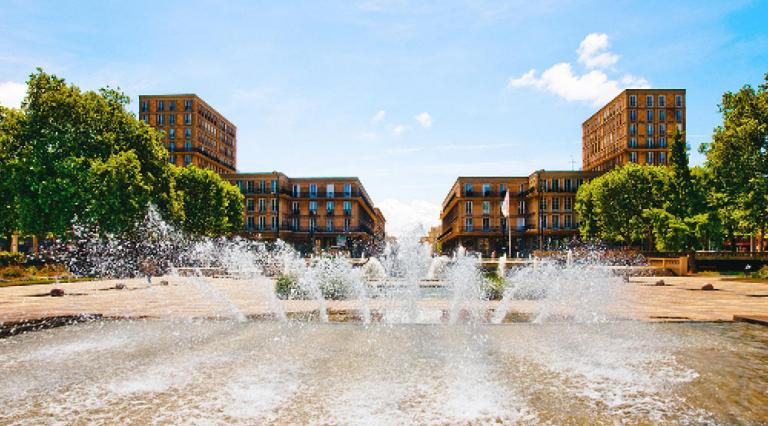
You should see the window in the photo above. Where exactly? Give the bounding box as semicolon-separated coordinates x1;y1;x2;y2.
629;137;637;148
309;184;317;198
292;184;300;197
142;115;149;123
659;152;667;164
675;95;683;107
659;123;666;135
169;114;176;125
646;124;654;135
540;198;547;210
552;179;560;192
565;214;572;229
646;152;654;164
271;180;277;193
482;201;490;214
184;128;191;139
541;215;547;229
326;201;334;214
343;218;350;231
326;218;333;232
564;197;572;211
326;183;334;197
271;198;278;212
344;183;352;197
157;114;164;125
169;155;176;165
464;201;473;214
157;100;164;112
500;183;507;195
482;217;490;231
552;215;560;229
309;217;316;232
646;110;653;122
629;95;637;107
658;136;666;147
630;152;638;163
184;114;192;125
184;99;193;111
258;198;266;213
246;216;255;231
246;199;254;212
169;100;176;112
658;95;665;107
309;201;317;214
552;198;560;211
517;201;525;215
464;183;473;195
168;142;175;151
629;123;637;136
292;217;299;231
259;180;266;192
647;137;654;148
258;216;266;231
169;128;176;140
675;110;682;123
141;100;148;112
292;201;299;214
565;179;572;192
246;181;254;193
482;183;491;196
271;216;278;230
629;110;637;121
646;95;653;107
659;110;666;121
465;217;473;231
343;201;352;215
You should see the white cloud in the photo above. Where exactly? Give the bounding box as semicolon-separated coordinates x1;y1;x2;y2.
0;81;25;109
507;33;649;106
414;112;433;128
372;109;386;122
392;124;409;135
576;33;619;69
377;198;441;238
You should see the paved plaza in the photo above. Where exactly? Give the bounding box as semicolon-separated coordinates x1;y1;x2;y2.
0;275;766;325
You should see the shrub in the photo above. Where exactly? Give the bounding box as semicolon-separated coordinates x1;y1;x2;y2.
481;272;506;300
755;265;768;280
275;275;306;300
0;252;26;267
1;266;25;278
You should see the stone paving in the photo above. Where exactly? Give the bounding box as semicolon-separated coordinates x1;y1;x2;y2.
0;275;766;324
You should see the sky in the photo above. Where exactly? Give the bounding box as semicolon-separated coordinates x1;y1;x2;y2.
1;1;767;236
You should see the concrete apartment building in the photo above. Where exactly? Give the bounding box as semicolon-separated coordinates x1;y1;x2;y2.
139;95;385;255
582;89;686;172
139;94;237;175
223;172;386;255
438;171;600;256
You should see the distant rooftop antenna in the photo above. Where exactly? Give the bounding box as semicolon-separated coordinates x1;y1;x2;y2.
569;155;576;171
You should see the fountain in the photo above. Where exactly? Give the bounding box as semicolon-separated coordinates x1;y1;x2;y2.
0;211;766;424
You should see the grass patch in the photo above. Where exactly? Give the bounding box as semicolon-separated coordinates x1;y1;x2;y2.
0;277;95;287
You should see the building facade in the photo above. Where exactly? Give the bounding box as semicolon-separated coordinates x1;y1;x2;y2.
139;94;237;175
223;172;385;255
582;89;686;172
438;171;599;256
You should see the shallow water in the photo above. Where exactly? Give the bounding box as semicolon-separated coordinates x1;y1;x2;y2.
0;320;766;425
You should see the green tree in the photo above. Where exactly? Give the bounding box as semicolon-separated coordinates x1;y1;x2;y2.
576;164;670;246
0;107;22;239
174;165;244;236
702;73;768;250
1;69;183;237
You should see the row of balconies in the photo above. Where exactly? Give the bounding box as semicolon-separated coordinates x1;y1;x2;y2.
243;224;373;234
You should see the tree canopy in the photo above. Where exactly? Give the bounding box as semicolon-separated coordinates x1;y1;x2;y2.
0;69;243;240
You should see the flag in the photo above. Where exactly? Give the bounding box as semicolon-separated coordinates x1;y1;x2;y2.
501;190;510;218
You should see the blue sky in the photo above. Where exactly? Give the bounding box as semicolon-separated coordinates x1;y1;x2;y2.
1;0;767;235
